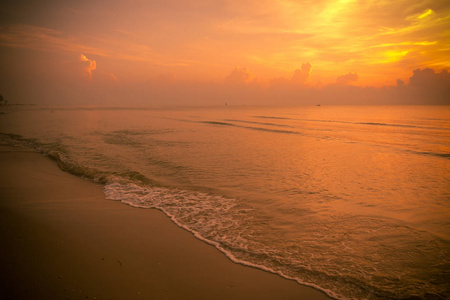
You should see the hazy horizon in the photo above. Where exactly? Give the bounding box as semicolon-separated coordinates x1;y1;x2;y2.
1;0;449;106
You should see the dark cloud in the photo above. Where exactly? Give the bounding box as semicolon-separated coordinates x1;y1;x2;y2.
409;68;450;89
336;72;358;85
396;79;405;88
291;63;312;85
225;66;254;85
406;68;450;104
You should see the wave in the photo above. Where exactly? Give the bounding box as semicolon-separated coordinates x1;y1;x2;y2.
103;182;363;300
198;119;450;159
0;132;374;299
244;126;301;135
253;116;449;131
200;120;302;135
225;119;296;128
355;122;448;130
0;132;158;185
2;131;448;300
407;150;450;159
103;181;450;300
253;115;294;120
200;121;236;126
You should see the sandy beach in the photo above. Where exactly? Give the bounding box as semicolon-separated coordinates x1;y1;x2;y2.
0;143;332;300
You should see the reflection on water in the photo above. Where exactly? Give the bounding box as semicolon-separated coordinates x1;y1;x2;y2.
1;105;449;300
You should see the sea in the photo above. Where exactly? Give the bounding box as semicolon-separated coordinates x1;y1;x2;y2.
0;105;449;300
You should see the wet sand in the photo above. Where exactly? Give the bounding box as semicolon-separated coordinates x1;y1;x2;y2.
0;144;332;299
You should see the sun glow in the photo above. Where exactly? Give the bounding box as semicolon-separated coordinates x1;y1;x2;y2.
382;50;410;64
0;0;449;103
418;8;434;19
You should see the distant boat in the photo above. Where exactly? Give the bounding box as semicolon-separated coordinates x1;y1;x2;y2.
316;104;321;106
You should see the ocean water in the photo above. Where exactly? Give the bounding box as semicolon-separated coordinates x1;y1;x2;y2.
1;105;449;300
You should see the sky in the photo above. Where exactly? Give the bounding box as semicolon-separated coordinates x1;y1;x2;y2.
0;0;449;105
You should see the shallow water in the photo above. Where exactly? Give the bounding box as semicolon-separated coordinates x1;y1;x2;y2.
1;105;449;299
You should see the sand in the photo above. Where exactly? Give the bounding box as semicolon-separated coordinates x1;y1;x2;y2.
0;143;332;300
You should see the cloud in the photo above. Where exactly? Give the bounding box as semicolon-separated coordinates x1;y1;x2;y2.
269;76;291;88
409;68;450;88
225;66;254;85
405;68;450;104
0;25;109;57
0;24;188;67
79;54;96;80
336;72;358;85
291;63;312;85
71;54;117;83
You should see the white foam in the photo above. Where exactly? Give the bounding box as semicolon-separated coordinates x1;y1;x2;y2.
103;182;340;299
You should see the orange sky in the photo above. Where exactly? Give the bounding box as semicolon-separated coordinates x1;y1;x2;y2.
0;0;449;105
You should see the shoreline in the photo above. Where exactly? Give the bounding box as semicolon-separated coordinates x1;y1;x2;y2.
0;143;332;300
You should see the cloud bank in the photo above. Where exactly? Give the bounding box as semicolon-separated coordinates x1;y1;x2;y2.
0;51;448;106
